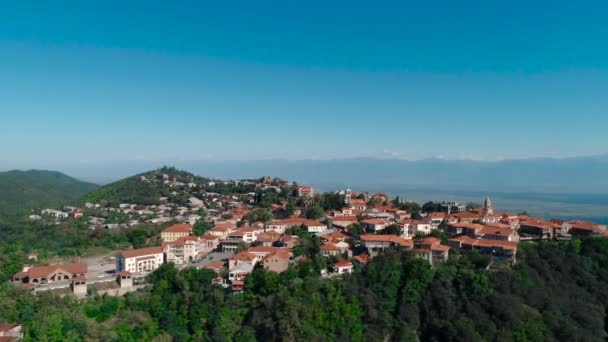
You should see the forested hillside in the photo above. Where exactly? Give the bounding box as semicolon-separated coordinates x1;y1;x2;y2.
81;166;208;206
0;170;98;216
2;238;608;341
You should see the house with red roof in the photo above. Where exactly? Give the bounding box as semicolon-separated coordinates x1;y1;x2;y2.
228;251;257;270
161;223;193;243
448;235;519;264
0;323;23;341
204;260;226;275
12;262;88;286
450;211;480;223
413;237;450;265
519;219;558;239
398;219;433;237
201;234;220;250
568;220;607;236
361;218;389;232
333;260;354;275
424;212;447;229
478;226;519;242
255;230;282;246
164;236;204;264
265;217;307;234
329;215;359;230
263;249;292;273
320;231;349;244
349;199;367;211
446;222;486;236
320;241;352;257
297;185;315;198
360;234;413;256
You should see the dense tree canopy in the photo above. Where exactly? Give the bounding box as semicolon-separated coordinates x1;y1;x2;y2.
4;238;608;341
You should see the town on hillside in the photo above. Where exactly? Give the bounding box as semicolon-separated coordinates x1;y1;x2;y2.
12;169;608;299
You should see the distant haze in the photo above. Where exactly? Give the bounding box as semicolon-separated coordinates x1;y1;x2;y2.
5;155;608;222
46;154;608;193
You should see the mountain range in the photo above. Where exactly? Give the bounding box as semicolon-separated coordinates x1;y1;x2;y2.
44;154;608;194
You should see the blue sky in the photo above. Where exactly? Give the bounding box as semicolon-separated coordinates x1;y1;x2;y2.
1;1;608;168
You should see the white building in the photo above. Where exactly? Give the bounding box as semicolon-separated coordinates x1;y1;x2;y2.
164;236;203;264
117;246;164;273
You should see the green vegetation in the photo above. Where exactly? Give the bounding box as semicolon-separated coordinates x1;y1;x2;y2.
0;215;167;283
81;166;207;206
244;208;274;223
3;238;608;340
0;170;98;217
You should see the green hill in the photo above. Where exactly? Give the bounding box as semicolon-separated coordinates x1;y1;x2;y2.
81;166;208;206
0;170;99;216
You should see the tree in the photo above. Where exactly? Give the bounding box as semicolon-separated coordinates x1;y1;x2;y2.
421;201;441;213
193;220;213;236
245;208;274;223
286;199;296;217
398;201;421;216
347;223;364;240
305;205;325;220
384;224;402;236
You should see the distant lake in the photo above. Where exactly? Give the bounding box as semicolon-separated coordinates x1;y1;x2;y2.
314;184;608;224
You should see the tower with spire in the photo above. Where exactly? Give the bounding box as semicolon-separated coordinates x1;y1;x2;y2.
484;196;494;216
345;187;352;205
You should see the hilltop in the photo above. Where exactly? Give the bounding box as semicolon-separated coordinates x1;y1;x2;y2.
80;166;210;206
0;170;98;216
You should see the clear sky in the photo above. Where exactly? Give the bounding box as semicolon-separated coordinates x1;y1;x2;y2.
2;1;608;168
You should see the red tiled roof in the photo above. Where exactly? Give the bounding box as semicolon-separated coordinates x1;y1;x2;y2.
27;262;88;279
268;218;308;226
334;260;353;268
353;253;371;264
450;212;480;219
448;222;485;230
417;237;441;246
431;244;450;252
361;218;389;226
393;237;414;248
320;243;340;251
399;219;429;225
426;212;447;219
280;234;297;241
121;246;163;259
360;234;398;242
204;260;225;270
484;222;513;229
478;226;514;237
330;215;358;222
263;248;291;261
450;236;519;251
257;231;281;242
520;219;557;229
230;251;256;262
569;220;604;231
0;323;20;333
248;246;281;254
449;235;478;245
162;223;192;233
321;231;349;242
301;219;326;227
